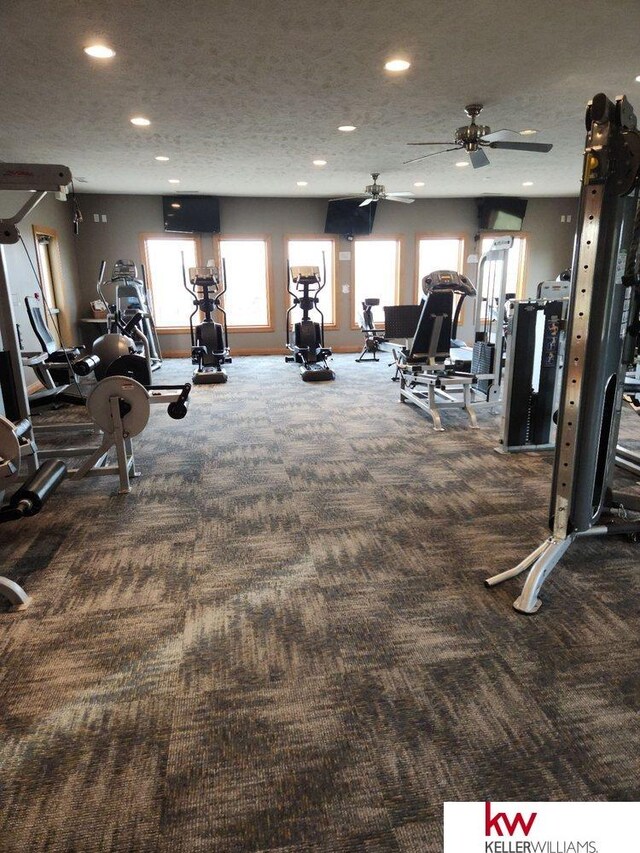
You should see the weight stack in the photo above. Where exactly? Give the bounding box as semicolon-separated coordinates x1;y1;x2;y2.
471;341;495;394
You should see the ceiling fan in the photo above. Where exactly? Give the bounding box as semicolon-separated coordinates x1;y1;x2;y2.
332;173;415;206
404;104;553;169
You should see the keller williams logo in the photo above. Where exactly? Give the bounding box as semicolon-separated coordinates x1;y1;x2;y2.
486;802;538;837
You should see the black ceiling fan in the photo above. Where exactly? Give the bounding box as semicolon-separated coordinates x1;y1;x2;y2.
404;104;553;169
331;172;415;206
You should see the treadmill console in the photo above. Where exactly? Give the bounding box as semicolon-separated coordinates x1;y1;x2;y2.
422;270;476;297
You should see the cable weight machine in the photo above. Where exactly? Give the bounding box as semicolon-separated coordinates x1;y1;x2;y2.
485;92;640;613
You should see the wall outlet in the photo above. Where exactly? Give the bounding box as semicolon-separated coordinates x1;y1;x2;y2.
101;214;107;223
566;214;572;223
560;215;566;222
339;251;351;261
342;284;350;294
93;213;99;222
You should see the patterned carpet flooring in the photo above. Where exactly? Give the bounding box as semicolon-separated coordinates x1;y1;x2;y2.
0;354;638;852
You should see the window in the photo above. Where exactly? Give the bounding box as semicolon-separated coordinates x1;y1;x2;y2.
218;239;270;329
286;239;335;326
416;237;465;300
353;239;400;326
33;226;65;347
143;236;198;329
479;235;527;300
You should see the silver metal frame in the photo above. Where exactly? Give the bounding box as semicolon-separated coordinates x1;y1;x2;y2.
399;368;478;431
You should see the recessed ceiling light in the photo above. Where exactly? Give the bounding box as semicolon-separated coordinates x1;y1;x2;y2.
520;129;538;136
455;161;469;168
84;44;115;59
385;59;411;72
522;181;534;186
296;181;308;186
130;116;151;127
414;181;425;187
338;125;357;132
171;203;181;209
155;155;170;162
312;159;327;166
636;75;640;82
168;179;180;184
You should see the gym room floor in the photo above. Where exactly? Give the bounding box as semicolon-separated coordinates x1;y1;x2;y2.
0;354;638;853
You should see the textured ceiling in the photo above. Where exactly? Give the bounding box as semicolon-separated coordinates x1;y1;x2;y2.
2;0;639;198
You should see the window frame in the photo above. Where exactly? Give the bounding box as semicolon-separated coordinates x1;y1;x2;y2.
285;234;338;330
414;233;466;303
213;234;274;333
478;231;529;300
350;235;402;330
140;232;201;334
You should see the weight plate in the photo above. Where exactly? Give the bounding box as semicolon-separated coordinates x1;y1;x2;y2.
87;376;150;437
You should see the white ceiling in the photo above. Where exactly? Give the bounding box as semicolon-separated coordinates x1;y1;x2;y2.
2;0;639;198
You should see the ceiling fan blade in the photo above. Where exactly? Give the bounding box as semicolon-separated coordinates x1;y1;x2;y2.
386;191;414;197
328;195;367;202
385;196;415;204
402;146;460;166
407;141;458;146
481;129;522;143
359;198;374;207
489;141;553;153
469;148;490;169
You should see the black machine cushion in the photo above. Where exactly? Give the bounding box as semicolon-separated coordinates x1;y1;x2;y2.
409;290;453;361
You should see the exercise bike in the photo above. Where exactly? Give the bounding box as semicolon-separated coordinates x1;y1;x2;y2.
285;256;335;382
181;261;231;384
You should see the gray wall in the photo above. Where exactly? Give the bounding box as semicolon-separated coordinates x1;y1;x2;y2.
0;191;81;386
73;193;579;354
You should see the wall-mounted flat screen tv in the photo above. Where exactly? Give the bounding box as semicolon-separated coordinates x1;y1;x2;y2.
163;195;221;233
324;198;376;237
477;196;528;231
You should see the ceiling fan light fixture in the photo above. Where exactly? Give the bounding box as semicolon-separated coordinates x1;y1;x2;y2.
385;58;411;72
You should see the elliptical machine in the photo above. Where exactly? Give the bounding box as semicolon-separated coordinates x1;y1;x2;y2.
285;255;335;381
92;261;155;385
181;260;231;384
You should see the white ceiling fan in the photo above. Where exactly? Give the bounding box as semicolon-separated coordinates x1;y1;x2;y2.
332;173;415;206
404;103;553;169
